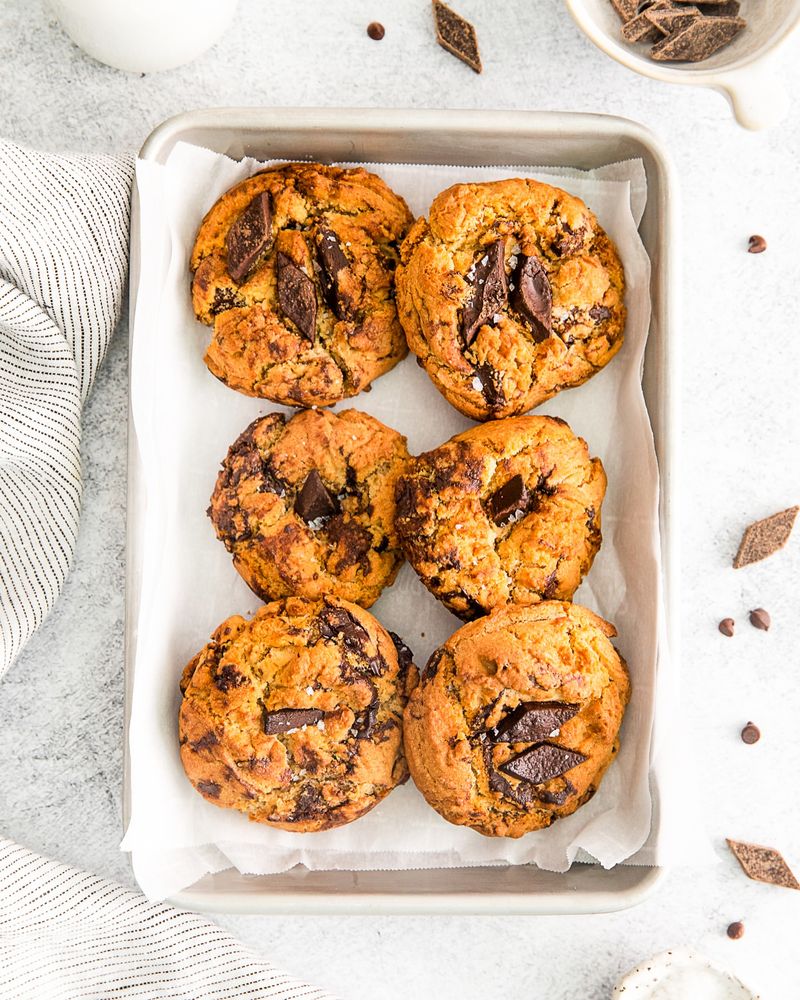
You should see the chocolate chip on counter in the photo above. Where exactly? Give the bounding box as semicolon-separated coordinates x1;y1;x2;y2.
226;192;274;283
747;234;767;254
294;469;340;524
432;0;482;73
276;252;317;342
727;839;800;890
718;617;735;637
485;474;529;526
510;255;552;341
749;608;771;632
367;21;385;40
461;241;508;346
262;708;324;735
499;743;588;785
726;921;745;940
315;228;351;319
740;722;761;745
489;702;580;743
734;506;798;568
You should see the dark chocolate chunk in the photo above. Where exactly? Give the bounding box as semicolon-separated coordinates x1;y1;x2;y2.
645;5;701;34
588;304;612;323
294;469;340;524
650;16;746;62
537;779;576;806
318;604;386;675
211;286;246;314
473;362;505;410
727;839;800;890
292;783;325;818
510;255;552;341
485;474;529;527
727;921;745;940
276;251;317;343
197;780;221;799
432;0;482;73
734;506;798;568
489;702;580;743
226;191;273;283
500;743;588;785
718;617;735;637
622;2;669;43
483;744;536;806
262;707;324;735
388;631;414;676
258;461;288;497
326;515;372;571
461;240;508;346
213;663;248;693
422;648;444;682
747;234;767;254
315;228;351;319
740;722;761;745
189;731;219;753
749;608;771;632
367;21;385;40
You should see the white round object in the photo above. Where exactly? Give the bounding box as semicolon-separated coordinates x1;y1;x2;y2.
47;0;239;74
613;949;760;999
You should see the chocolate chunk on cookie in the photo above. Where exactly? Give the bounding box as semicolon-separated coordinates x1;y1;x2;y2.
510;254;552;341
226;191;273;283
462;241;508;346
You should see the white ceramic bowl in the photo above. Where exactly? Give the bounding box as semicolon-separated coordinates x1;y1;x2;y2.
565;0;800;130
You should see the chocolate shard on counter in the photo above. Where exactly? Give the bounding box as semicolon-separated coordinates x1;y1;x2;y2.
500;743;588;785
733;505;799;568
461;240;508;346
432;0;482;73
650;15;746;61
226;191;273;283
489;702;580;743
511;255;552;341
315;227;351;319
727;839;800;891
276;252;317;342
263;708;324;734
294;469;340;523
485;474;529;527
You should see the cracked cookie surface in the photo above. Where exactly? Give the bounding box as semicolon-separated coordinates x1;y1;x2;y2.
403;601;629;838
396;177;625;420
395;415;606;620
208;408;410;608
191;162;414;407
179;597;419;832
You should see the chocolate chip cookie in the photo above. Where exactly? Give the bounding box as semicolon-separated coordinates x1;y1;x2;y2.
191;163;414;407
179;597;418;832
208;408;410;608
403;601;630;838
395;415;606;620
396;177;625;420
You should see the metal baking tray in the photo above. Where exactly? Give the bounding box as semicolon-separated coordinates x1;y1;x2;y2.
126;107;678;915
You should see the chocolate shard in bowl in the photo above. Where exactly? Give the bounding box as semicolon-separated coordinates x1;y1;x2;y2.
489;702;580;743
500;743;588;785
511;255;552;341
432;0;482;73
621;1;671;42
650;15;746;62
733;505;798;568
461;240;508;347
263;707;324;735
276;252;317;343
294;469;340;524
226;191;273;283
485;474;529;527
645;5;701;34
315;227;351;319
609;0;638;20
727;839;800;890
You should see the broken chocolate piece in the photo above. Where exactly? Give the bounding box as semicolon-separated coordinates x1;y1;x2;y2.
511;255;552;341
748;234;767;254
622;1;671;43
461;241;508;347
500;743;588;785
318;604;386;676
749;608;770;632
432;0;482;73
263;707;324;734
489;702;580;743
315;228;351;319
226;191;273;283
276;251;317;343
651;16;746;62
733;506;798;568
485;474;529;527
388;631;414;676
645;5;701;34
727;839;800;890
473;362;505;409
294;469;340;524
610;0;638;20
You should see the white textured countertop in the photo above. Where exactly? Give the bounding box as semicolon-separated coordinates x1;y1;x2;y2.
1;2;799;998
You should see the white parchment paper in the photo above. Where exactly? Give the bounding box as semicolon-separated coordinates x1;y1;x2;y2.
122;142;668;900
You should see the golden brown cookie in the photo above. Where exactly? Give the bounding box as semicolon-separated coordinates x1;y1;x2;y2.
191;163;414;407
403;601;630;838
208;408;410;608
395;415;606;620
179;597;418;832
396;177;625;420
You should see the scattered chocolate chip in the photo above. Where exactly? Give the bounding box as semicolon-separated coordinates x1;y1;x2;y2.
650;15;746;62
747;234;767;254
500;743;588;785
315;228;351;319
727;839;800;890
197;780;221;799
367;21;385;40
485;474;529;527
734;506;799;568
432;0;482;73
726;921;745;940
741;722;761;745
461;241;508;347
749;608;771;632
226;191;273;283
294;469;340;524
510;255;552;341
262;707;324;735
276;251;317;343
489;702;580;743
718;617;735;637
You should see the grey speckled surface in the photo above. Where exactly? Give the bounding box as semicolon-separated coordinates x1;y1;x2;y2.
1;1;800;998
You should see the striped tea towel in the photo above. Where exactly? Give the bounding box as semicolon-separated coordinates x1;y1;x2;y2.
0;140;133;677
0;838;337;1000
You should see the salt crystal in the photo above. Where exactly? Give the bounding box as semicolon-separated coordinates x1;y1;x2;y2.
480;255;488;266
471;377;483;391
317;720;325;731
492;313;502;323
305;686;314;696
